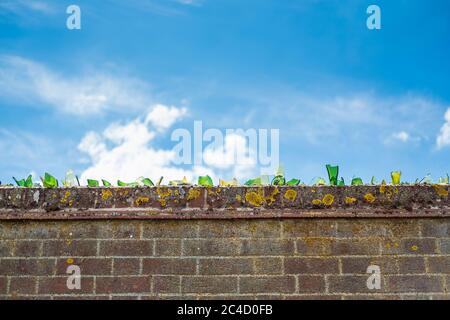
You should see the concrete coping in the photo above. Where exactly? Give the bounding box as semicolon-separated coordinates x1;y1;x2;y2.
0;185;448;220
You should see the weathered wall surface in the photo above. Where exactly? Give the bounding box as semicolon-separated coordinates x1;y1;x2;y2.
0;186;449;300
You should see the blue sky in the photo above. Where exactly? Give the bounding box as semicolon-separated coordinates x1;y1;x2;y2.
0;0;449;184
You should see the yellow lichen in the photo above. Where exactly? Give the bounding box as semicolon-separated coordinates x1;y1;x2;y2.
235;194;242;202
135;196;150;206
102;189;113;201
265;187;280;205
284;189;297;202
312;199;322;205
187;188;200;201
60;191;71;204
156;187;172;207
345;197;357;204
411;245;418;251
66;258;74;264
322;194;334;206
245;191;265;207
433;184;448;197
380;185;398;199
364;193;376;203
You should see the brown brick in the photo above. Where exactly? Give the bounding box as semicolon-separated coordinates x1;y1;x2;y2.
337;220;420;238
14;240;41;257
183;239;240;256
9;277;36;295
56;258;112;275
198;258;253;275
296;238;333;256
398;257;426;274
0;222;59;239
153;275;180;294
287;294;341;300
283;220;337;238
0;240;14;257
142;258;196;275
38;277;94;294
421;220;450;237
240;239;295;256
182;276;237;294
0;258;55;276
43;240;97;257
199;220;281;238
385;276;443;293
328;275;383;293
113;258;140;275
297;275;326;293
382;238;438;255
440;239;450;254
96;276;151;294
254;257;283;275
428;257;450;273
142;221;197;238
99;240;152;256
331;239;380;256
341;257;398;274
285;258;339;274
155;239;181;256
240;276;295;294
0;277;7;294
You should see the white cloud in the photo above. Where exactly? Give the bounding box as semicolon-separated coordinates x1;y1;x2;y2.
0;56;151;115
145;104;187;131
78;105;221;183
0;0;54;15
436;108;450;149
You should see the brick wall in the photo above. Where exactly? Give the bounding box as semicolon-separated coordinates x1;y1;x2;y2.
0;186;449;300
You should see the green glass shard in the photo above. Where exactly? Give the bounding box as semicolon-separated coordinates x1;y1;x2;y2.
63;170;78;187
87;179;99;187
312;177;326;186
326;164;339;186
156;176;164;186
286;178;301;186
42;173;58;188
198;175;213;187
117;180;138;187
102;179;112;187
244;177;261;186
371;176;379;185
338;177;345;186
391;171;401;185
13;177;26;187
351;177;363;186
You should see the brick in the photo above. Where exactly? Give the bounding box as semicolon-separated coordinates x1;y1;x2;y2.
240;239;295;256
341;257;398;274
283;220;337;238
285;258;339;274
38;277;94;294
336;220;420;238
254;257;283;275
439;239;450;254
142;221;197;238
0;277;6;294
240;276;295;294
198;258;253;275
142;258;196;275
331;239;380;256
297;275;326;293
0;240;13;256
99;240;152;256
14;240;41;256
183;239;240;256
328;275;382;293
421;220;450;237
96;276;151;294
385;276;443;293
382;238;438;255
182;276;237;294
427;257;450;273
9;277;36;295
198;220;281;238
113;258;140;275
153;275;180;294
398;257;426;274
56;258;112;275
287;294;341;300
155;239;181;256
0;222;59;239
43;240;97;257
296;238;333;256
0;259;55;276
